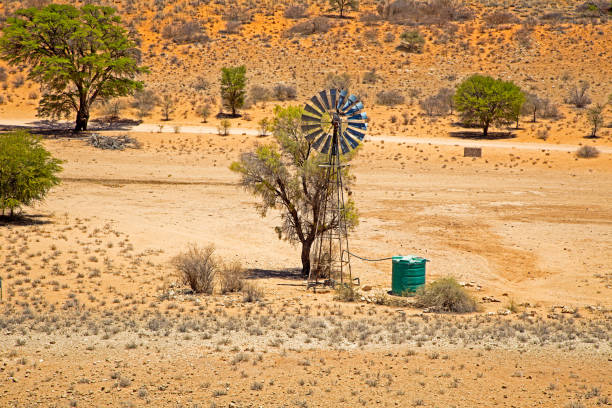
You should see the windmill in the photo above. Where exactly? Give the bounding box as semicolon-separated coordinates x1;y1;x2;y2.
301;89;368;289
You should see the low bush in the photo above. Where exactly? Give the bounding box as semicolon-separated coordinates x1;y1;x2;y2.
325;73;352;91
399;30;425;53
242;282;264;302
249;85;272;104
287;16;331;36
162;20;208;44
273;83;297;101
334;284;359;302
576;145;599;158
172;244;217;294
220;261;245;294
376;89;405;106
483;10;520;26
566;82;592;108
284;5;308;19
415;277;478;313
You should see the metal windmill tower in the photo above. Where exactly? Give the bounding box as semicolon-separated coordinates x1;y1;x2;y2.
301;89;368;289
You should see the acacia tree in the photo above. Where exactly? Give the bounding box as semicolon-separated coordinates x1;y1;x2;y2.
0;4;147;131
230;106;358;276
455;74;525;137
0;131;62;217
586;103;604;138
220;65;247;116
521;92;544;122
329;0;359;17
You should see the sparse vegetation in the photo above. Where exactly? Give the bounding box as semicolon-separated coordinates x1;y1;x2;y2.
566;81;592;108
172;244;217;294
586;103;605;138
221;65;247;116
416;277;478;313
576;145;600;158
377;89;405;106
399;30;425;53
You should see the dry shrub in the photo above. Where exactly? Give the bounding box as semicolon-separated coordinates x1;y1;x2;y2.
242;282;264;302
376;89;405;106
576;146;599;158
249;85;271;104
566;82;592;108
172;244;217;294
220;261;245;294
287;16;331;36
334;284;359;302
325;73;352;91
415;277;478;313
273;83;297;100
284;5;308;19
483;10;520;26
379;0;472;25
162;20;208;44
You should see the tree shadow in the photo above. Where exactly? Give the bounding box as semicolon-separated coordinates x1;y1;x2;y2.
0;214;53;226
246;268;305;281
0;117;142;137
449;131;516;140
216;112;241;119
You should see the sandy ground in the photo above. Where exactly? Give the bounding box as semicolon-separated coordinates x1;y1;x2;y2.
1;129;611;407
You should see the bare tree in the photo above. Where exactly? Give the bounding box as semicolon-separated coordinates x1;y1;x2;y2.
566;81;592;108
521;92;544;122
161;94;175;121
586;104;604;138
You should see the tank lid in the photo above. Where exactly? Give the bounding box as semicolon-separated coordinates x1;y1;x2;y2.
392;255;428;263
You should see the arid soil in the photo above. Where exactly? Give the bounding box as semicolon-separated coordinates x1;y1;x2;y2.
1;131;610;407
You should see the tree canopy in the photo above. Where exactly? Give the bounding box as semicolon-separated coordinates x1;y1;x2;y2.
220;65;247;116
329;0;359;17
230;105;358;276
0;131;62;217
0;4;147;131
454;74;525;137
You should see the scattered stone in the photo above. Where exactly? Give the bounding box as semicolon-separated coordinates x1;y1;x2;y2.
482;296;501;303
361;285;373;292
497;309;511;315
87;134;141;150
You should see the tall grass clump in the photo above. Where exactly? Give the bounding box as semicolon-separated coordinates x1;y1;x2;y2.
416;277;478;313
172;244;217;294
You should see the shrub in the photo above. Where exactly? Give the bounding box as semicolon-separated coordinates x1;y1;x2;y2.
273;83;297;101
0;66;6;82
419;91;451;116
483;11;520;26
360;12;380;26
222;5;252;23
196;104;211;123
399;30;425;53
362;69;380;84
325;72;352;91
334;284;359;302
379;0;472;25
376;89;405;106
223;20;242;34
221;65;247;116
172;244;217;294
219;261;245;294
218;119;231;136
284;5;308;19
249;85;271;104
576;146;599;158
192;76;210;91
586;104;605;138
566;82;591;108
287;16;331;36
415;277;478;313
0;131;62;217
131;89;159;118
12;74;24;88
162;20;208;44
242;282;264;302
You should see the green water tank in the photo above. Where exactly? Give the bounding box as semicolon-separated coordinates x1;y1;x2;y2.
391;256;428;295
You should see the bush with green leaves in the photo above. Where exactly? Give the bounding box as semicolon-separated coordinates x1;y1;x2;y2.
221;65;247;116
399;30;425;53
415;277;478;313
0;131;62;217
454;74;525;137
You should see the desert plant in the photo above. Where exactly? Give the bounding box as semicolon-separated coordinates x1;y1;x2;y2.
415;277;478;313
219;261;245;294
376;89;405;106
483;10;519;26
223;20;242;34
160;94;175;121
242;282;264;302
172;244;217;294
196;104;211;123
258;117;271;136
0;131;62;217
221;65;247;116
0;4;147;131
162;19;208;44
586;103;604;137
325;73;352;91
284;5;308;19
131;89;158;118
566;81;592;108
521;92;544;122
334;284;359;302
329;0;359;18
218;119;231;136
362;69;380;84
399;30;425;53
230;106;358;277
287;16;331;36
273;83;297;101
576;145;599;158
250;84;271;104
454;74;525;137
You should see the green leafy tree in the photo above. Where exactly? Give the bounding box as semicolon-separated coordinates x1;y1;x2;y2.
586;103;604;138
220;65;247;116
329;0;359;17
0;131;62;217
399;30;425;53
0;4;148;131
230;106;358;277
454;74;525;137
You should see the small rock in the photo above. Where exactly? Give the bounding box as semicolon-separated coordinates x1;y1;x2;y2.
361;285;373;292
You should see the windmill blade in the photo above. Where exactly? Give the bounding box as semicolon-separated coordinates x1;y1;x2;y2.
301;123;321;133
347;121;367;130
330;89;337;111
341;94;357;111
320;135;332;154
304;104;323;118
339;137;350;154
347;112;367;121
305;128;324;142
337;90;348;110
301;112;322;122
319;90;330;111
345;101;365;116
312;133;328;150
346;127;365;140
310;95;326;113
342;131;360;149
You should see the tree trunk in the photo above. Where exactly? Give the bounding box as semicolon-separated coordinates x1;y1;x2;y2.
532;110;536;123
301;240;313;277
75;105;89;132
483;122;489;138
